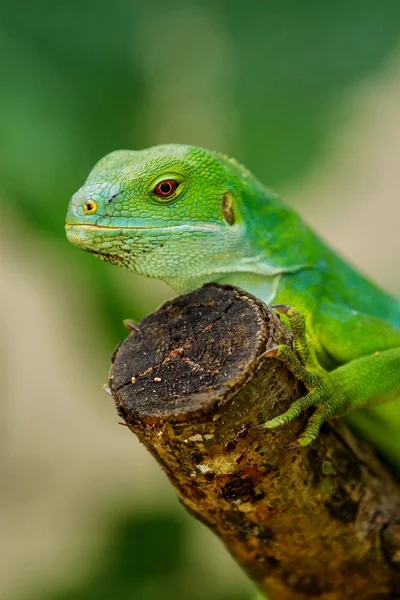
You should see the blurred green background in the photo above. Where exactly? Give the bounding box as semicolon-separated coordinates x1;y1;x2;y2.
2;1;400;599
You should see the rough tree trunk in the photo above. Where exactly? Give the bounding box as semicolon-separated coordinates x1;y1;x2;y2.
109;284;400;600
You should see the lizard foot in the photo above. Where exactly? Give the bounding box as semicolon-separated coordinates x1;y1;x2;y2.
259;305;347;447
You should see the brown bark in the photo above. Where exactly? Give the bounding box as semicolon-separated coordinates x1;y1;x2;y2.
109;284;400;600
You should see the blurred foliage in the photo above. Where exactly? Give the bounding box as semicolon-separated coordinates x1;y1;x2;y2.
32;512;248;600
1;1;400;599
1;0;400;341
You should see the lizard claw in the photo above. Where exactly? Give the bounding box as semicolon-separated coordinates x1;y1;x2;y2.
271;304;293;315
258;346;279;360
255;422;269;430
285;440;303;450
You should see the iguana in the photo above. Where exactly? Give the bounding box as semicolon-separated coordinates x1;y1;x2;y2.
65;144;400;467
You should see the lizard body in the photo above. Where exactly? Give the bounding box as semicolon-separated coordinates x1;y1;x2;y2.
66;145;400;468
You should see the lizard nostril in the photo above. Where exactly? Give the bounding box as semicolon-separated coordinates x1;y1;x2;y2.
83;200;98;215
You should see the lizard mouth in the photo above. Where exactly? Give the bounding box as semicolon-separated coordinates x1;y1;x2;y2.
65;222;221;258
65;223;220;232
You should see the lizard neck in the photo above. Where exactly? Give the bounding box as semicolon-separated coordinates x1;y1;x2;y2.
164;270;281;305
214;272;281;305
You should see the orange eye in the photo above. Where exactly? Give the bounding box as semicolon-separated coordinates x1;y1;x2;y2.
83;200;98;215
154;179;177;199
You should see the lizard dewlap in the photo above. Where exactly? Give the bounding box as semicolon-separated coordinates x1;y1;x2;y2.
65;144;400;465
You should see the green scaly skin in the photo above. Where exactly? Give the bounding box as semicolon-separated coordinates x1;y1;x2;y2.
65;145;400;467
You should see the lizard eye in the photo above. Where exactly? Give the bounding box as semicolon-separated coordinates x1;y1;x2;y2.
83;200;98;215
154;179;177;199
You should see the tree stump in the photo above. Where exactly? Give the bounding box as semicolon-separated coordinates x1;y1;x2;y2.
109;284;400;600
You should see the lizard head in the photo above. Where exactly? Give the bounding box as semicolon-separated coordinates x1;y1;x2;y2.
65;144;253;292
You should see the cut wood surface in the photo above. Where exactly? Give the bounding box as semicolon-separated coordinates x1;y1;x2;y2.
109;284;400;600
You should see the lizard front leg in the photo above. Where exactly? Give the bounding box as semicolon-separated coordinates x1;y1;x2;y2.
259;305;400;447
